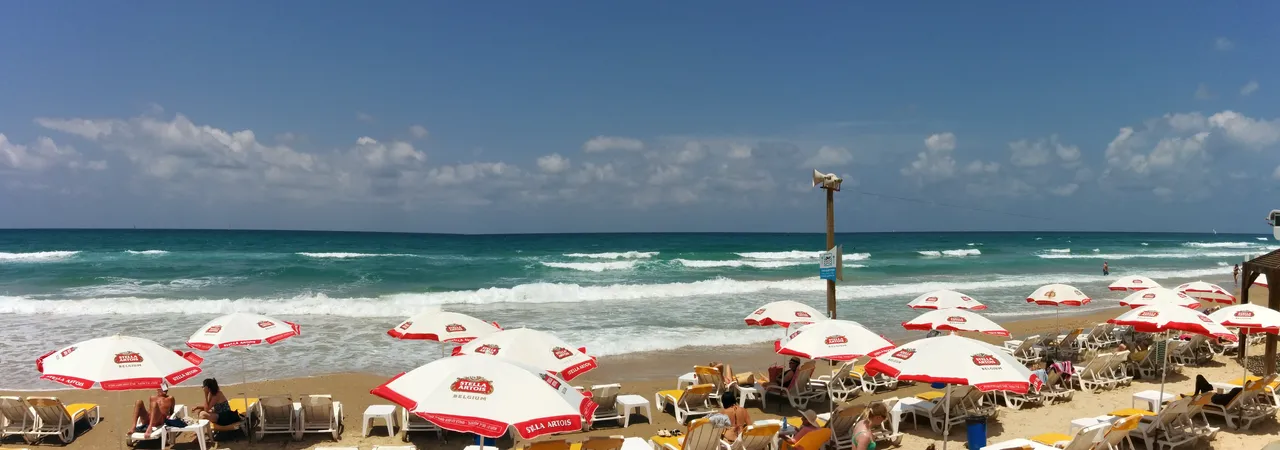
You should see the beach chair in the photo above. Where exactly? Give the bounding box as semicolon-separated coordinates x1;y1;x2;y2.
128;405;212;450
1039;371;1074;403
296;394;343;440
1170;336;1213;366
693;366;727;401
1071;352;1114;392
1000;335;1044;365
1200;374;1278;430
655;384;718;424
1094;414;1141;450
23;397;99;444
818;403;862;449
995;382;1045;410
211;397;253;438
648;418;728;450
898;385;974;433
780;427;830;450
814;362;861;407
1085;323;1121;350
400;407;444;441
729;422;779;450
1099;350;1133;387
252;395;297;441
584;384;624;427
1125;395;1197;450
1049;328;1084;361
522;439;572;450
1025;422;1109;449
850;364;897;393
0;396;34;442
764;361;825;410
1177;392;1220;440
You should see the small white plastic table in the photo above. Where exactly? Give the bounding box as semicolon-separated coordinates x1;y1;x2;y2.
362;404;397;437
736;383;765;408
620;437;650;450
677;372;696;389
1068;415;1117;435
616;394;651;427
1132;390;1176;413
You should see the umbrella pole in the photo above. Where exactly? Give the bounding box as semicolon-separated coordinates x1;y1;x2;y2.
1241;328;1250;382
1157;331;1169;413
942;384;951;450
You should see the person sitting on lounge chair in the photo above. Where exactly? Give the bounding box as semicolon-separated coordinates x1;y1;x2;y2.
780;410;823;449
764;358;801;390
132;382;180;439
191;378;240;427
718;390;750;443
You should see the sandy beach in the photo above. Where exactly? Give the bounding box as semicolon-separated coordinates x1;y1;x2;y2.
2;287;1277;450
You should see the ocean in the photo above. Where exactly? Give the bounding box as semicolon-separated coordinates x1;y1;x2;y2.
0;229;1272;389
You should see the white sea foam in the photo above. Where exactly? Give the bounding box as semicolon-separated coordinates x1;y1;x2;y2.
1141;243;1149;246
917;249;981;257
734;251;870;261
675;259;806;269
562;251;658;259
1259;237;1269;241
540;261;637;272
61;277;235;297
1182;242;1255;248
125;250;169;255
0;251;80;262
1046;249;1071;254
1093;249;1100;252
296;252;416;258
1037;250;1257;260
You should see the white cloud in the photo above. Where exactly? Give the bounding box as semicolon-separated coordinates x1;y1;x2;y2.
356;112;375;123
1214;37;1234;51
924;132;956;152
1240;80;1259;97
582;136;644;152
1194;83;1215;100
801;145;853;168
0;134;104;172
409;125;429;139
536;153;570;173
1008;135;1080;167
1049;183;1079;197
1208;111;1280;148
963;160;1000;175
902;133;959;180
727;143;752;159
674;142;706;164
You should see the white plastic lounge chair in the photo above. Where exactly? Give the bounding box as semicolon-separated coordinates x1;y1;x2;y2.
763;360;825;410
0;396;34;442
1128;395;1197;450
655;384;718;424
400;407;444;441
1020;423;1109;450
814;362;861;407
850;363;897;393
693;366;727;401
1050;328;1084;361
729;422;778;450
1100;350;1133;386
1201;375;1278;430
898;385;974;433
23;397;99;444
1084;323;1120;350
648;418;728;450
296;394;343;440
1170;335;1213;366
1072;352;1115;391
1000;335;1044;365
819;403;862;449
127;403;185;447
586;383;624;427
1039;371;1074;403
252;395;297;441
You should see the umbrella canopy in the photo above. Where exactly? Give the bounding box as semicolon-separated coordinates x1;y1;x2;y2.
1025;284;1092;306
452;328;596;381
388;311;502;343
906;290;987;310
744;300;824;327
1108;304;1237;341
865;335;1040;394
775;320;895;361
1209;304;1280;334
371;354;596;439
1255;274;1270;288
186;312;301;350
901;309;1010;337
1119;288;1201;309
1109;276;1161;291
36;335;204;390
1175;281;1237;305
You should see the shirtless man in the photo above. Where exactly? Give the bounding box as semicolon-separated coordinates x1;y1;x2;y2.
131;382;176;439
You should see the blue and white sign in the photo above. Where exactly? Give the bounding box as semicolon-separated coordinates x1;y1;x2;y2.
819;246;839;280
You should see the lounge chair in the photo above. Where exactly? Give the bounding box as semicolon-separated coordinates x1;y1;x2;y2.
522;439;572;450
999;335;1044;365
1100;350;1133;386
296;394;343;440
372;446;417;450
585;384;624;427
1170;335;1213;366
655;384;717;424
897;385;974;433
0;396;34;442
1084;323;1121;350
1039;371;1074;403
693;366;727;401
1177;392;1220;440
1049;328;1084;361
729;423;779;450
985;423;1108;450
780;427;830;450
252;395;297;441
1072;352;1115;392
1125;395;1197;450
648;418;728;450
577;436;627;450
1201;374;1278;430
400;407;444;441
127;405;212;450
814;362;861;407
818;403;861;449
763;360;825;410
850;364;897;393
23;397;99;444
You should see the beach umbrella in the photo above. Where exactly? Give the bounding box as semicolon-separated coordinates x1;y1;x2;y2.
1255;273;1270;288
865;335;1039;450
186;313;302;417
451;328;597;382
1108;276;1161;291
37;335;204;390
370;354;596;439
901;308;1010;337
1108;304;1237;413
1175;281;1237;305
1210;304;1280;380
776;320;895;361
1026;284;1092;306
387;310;502;343
744;300;824;327
1119;288;1201;309
906;290;987;310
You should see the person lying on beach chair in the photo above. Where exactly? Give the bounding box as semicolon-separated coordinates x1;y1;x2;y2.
1194;374;1244;406
764;358;801;390
131;382;181;439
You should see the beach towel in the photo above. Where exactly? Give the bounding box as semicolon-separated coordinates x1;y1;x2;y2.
1051;361;1075;380
707;413;732;428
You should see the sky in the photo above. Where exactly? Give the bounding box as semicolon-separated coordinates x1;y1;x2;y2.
1;2;1278;234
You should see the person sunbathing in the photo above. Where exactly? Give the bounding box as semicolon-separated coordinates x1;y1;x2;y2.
191;378;241;427
131;382;178;439
764;358;801;390
1194;374;1244;406
717;390;750;443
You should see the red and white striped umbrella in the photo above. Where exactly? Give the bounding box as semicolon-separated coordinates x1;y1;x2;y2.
902;309;1009;337
371;354;596;439
36;335;204;390
1108;303;1237;340
1108;276;1161;291
775;320;895;361
1174;281;1236;305
1026;284;1091;306
186;312;301;350
1119;288;1200;309
744;300;823;327
1209;304;1280;334
388;311;502;343
906;290;987;310
866;335;1040;394
452;328;597;382
1255;273;1269;288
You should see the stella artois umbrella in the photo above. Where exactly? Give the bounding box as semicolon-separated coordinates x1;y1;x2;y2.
1108;304;1237;412
906;290;987;310
775;320;895;361
1026;284;1091;306
1210;304;1280;380
451;328;597;382
186;313;301;419
387;310;502;343
744;300;824;327
371;354;596;439
1108;276;1161;291
866;335;1038;450
1256;273;1270;288
37;335;204;390
901;308;1009;337
1174;281;1237;305
1119;288;1201;309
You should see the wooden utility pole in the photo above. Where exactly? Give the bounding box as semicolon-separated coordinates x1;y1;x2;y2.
825;188;836;319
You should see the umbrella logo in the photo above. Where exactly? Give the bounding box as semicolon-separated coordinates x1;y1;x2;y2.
114;351;144;366
257;321;275;329
1176;292;1189;299
551;347;574;360
1142;293;1156;299
971;353;1001;367
961;296;973;302
60;347;77;358
795;311;812;318
825;335;848;345
205;325;222;334
540;373;562;390
474;344;501;355
1197;315;1213;323
1139;310;1159;318
925;297;938;303
1045;290;1057;299
445;323;467;333
450;376;495;396
891;348;916;361
398;321;413;330
788;329;804;340
753;308;766;315
1133;279;1144;284
1235;311;1255;318
947;316;967;324
1074;290;1084;296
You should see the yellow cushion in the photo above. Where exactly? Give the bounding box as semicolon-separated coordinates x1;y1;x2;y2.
916;391;945;401
227;398;259;415
1031;432;1071;445
64;403;95;421
210;421;242;432
657;390;684;402
650;435;681;450
1109;408;1155;417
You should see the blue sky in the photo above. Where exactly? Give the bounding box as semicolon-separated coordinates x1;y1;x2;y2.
1;2;1277;234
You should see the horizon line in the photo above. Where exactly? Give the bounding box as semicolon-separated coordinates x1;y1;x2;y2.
0;227;1270;238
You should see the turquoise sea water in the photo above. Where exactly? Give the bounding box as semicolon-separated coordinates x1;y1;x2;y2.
0;230;1271;389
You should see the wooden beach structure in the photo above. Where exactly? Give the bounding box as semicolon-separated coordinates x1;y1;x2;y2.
1240;248;1280;375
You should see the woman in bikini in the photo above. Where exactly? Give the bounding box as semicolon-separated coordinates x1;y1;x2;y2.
852;402;889;450
191;378;241;426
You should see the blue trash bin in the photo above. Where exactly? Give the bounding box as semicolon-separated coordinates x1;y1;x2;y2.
474;434;497;447
966;415;987;449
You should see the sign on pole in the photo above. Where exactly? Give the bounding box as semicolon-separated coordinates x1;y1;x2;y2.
819;245;843;281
